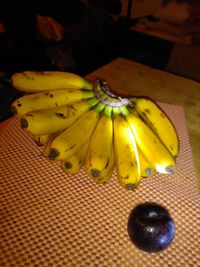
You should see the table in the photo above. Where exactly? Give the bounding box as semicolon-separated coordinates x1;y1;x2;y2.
1;58;200;266
86;57;200;183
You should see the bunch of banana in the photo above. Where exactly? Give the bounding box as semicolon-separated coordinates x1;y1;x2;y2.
10;70;179;190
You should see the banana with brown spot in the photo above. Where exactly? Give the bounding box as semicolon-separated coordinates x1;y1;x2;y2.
47;102;103;161
138;148;155;178
132;97;179;157
85;106;114;184
11;88;94;116
61;140;90;174
126;112;176;174
20;97;99;135
11;71;93;92
113;113;141;190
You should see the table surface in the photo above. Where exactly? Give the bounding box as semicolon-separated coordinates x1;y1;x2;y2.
86;57;200;184
1;58;200;266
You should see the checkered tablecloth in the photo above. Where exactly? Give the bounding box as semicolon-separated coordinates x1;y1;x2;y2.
0;103;199;267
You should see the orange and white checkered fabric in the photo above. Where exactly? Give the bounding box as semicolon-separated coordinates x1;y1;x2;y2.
0;103;199;267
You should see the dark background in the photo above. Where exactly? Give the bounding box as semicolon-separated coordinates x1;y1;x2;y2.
0;0;176;121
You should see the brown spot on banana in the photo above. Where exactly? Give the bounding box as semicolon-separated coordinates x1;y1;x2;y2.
54;113;68;119
144;108;151;114
67;104;77;112
103;158;109;169
130;161;136;167
69;144;76;150
22;72;34;80
141;112;155;129
123;175;129;180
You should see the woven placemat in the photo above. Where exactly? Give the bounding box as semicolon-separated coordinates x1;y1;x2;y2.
0;103;199;267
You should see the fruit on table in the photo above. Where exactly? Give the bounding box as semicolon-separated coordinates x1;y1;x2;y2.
11;88;94;116
11;71;179;190
132;97;179;157
11;71;93;92
127;202;175;252
85;105;114;184
20;98;99;135
113;111;141;189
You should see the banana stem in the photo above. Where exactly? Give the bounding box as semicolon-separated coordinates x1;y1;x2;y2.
93;79;129;108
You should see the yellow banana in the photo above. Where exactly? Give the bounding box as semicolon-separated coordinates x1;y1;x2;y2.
33;134;50;146
113;114;141;190
126;112;176;174
133;97;179;157
11;71;93;92
47;103;103;161
91;149;114;184
11;88;94;116
43;131;64;159
61;140;89;174
138;148;154;178
20;97;99;135
85;106;114;184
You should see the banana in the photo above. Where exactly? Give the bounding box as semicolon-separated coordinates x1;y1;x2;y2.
11;71;93;92
11;88;94;116
20;97;99;135
33;134;50;146
85;105;114;184
61;140;89;174
113;113;141;190
47;103;103;161
126;112;176;174
92;149;114;184
10;70;180;190
138;148;154;178
132;97;179;157
43;131;64;159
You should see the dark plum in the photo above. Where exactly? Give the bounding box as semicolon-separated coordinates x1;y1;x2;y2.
127;202;175;253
